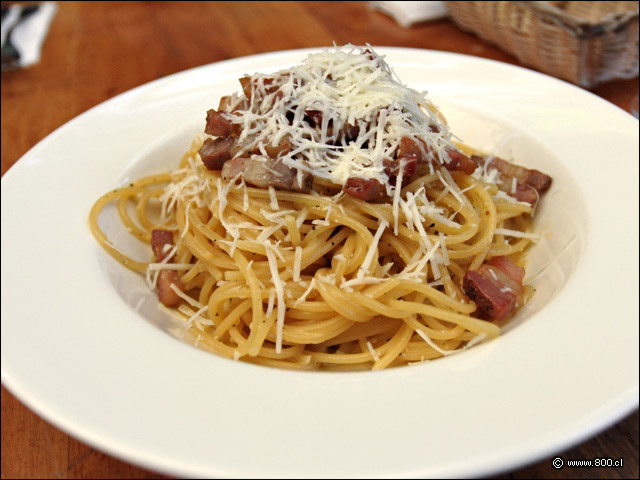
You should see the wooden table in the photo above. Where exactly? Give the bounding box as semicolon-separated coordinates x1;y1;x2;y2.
1;2;637;478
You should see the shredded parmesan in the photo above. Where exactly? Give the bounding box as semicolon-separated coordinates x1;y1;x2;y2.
293;246;302;282
224;45;456;192
264;240;286;353
366;341;380;362
356;219;389;278
268;186;279;210
494;228;540;242
169;284;205;309
295;278;316;305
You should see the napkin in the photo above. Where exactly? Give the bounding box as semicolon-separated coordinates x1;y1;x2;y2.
368;1;448;27
1;1;57;70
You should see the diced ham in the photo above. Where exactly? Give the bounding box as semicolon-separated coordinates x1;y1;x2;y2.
342;177;385;201
150;229;184;307
221;156;312;192
462;256;525;324
198;137;235;170
205;109;233;137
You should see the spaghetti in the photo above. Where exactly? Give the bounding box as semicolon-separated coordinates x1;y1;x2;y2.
90;45;550;371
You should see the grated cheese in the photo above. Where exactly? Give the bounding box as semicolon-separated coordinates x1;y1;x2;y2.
225;45;456;195
295;278;316;305
356;219;389;278
264;240;286;353
494;228;540;242
268;186;279;210
169;283;205;309
293;246;302;282
366;341;380;362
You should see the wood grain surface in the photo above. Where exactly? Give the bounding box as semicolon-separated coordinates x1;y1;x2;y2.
1;2;638;478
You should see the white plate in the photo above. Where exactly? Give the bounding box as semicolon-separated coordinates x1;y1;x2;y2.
2;48;638;478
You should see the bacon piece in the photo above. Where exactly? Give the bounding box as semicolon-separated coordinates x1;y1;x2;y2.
470;155;550;207
472;155;552;193
205;109;233;137
511;182;540;206
443;148;477;175
417;137;477;175
217;95;248;113
384;156;418;180
221;156;312;193
462;256;525;324
156;270;183;308
304;109;324;128
239;74;288;102
151;229;174;261
398;136;424;162
487;256;525;285
150;229;184;307
363;48;376;61
342;177;385;201
259;137;292;159
384;136;421;180
218;95;234;111
198;137;235;170
304;110;359;142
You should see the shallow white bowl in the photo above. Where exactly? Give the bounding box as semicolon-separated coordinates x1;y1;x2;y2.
2;48;638;478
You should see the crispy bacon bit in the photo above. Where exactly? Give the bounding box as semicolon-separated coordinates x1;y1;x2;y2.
470;155;551;207
463;256;525;324
472;155;552;193
384;156;418;180
205;109;233;137
303;109;359;141
487;256;525;284
150;229;184;307
443;148;477;175
398;137;424;163
384;137;421;179
304;109;324;128
342;177;385;201
239;74;287;102
261;137;292;159
151;229;174;261
512;182;540;206
363;48;376;61
156;270;183;308
198;137;235;170
417;138;477;175
221;156;312;192
217;95;248;113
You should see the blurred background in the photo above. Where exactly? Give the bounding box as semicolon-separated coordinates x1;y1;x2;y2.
1;1;638;478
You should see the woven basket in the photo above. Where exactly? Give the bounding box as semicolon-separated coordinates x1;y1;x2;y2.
445;1;639;88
